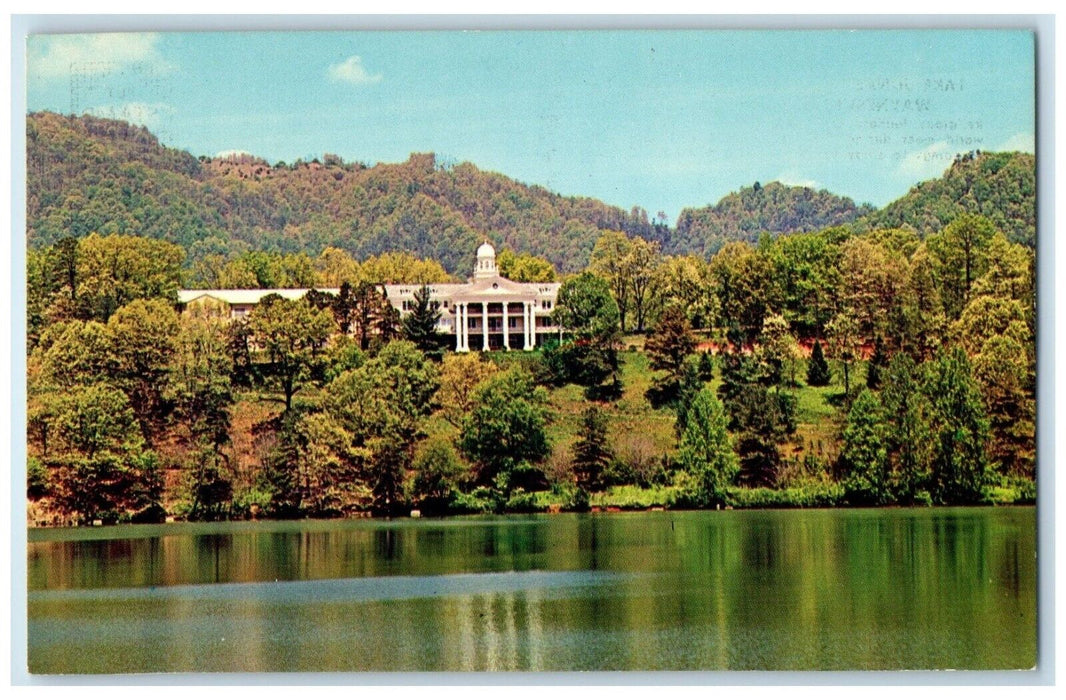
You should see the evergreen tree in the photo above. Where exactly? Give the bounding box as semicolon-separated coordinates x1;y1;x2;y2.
838;389;890;505
645;304;697;406
677;389;738;507
402;284;445;356
674;356;706;439
730;384;793;487
866;335;888;390
718;346;762;410
806;340;831;386
881;353;933;503
697;351;715;381
926;346;992;504
572;406;611;494
373;299;402;349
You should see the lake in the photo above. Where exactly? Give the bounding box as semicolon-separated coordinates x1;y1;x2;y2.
27;507;1036;673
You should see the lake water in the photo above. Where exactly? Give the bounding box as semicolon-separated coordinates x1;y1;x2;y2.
27;507;1036;673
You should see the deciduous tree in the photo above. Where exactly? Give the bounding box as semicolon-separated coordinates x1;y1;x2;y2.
247;295;335;410
460;368;550;508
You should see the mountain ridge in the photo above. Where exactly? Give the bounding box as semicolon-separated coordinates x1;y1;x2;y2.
26;111;1036;277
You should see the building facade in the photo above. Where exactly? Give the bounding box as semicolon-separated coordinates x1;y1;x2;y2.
177;242;561;352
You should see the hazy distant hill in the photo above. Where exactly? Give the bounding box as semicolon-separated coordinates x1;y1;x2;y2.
857;151;1036;247
26;112;657;275
667;182;877;257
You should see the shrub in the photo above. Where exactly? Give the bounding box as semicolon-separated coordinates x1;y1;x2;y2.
726;483;845;508
449;488;495;515
231;487;272;519
27;456;49;499
504;489;544;513
594;483;682;510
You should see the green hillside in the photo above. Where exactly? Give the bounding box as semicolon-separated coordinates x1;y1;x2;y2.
26;112;1037;276
857;151;1036;248
668;181;876;257
27;112;656;276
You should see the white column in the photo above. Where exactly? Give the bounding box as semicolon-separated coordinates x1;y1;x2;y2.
455;303;463;352
529;302;537;349
522;302;530;350
481;303;489;352
462;303;469;351
502;303;510;350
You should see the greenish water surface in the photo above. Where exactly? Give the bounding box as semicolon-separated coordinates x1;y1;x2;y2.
28;507;1036;673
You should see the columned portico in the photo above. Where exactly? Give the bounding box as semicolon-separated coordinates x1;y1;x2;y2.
388;242;559;354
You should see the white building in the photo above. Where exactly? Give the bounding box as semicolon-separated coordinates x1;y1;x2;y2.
177;242;561;352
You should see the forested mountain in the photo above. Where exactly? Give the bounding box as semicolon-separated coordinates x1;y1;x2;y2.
667;182;876;257
857;151;1036;248
26;112;1037;277
27;112;657;276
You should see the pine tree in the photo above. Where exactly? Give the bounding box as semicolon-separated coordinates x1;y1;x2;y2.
806;339;831;386
572;405;611;494
926;346;992;504
677;389;738;507
401;284;444;355
674;356;706;439
881;353;933;503
730;384;792;487
866;335;888;390
838;389;889;505
645;304;697;405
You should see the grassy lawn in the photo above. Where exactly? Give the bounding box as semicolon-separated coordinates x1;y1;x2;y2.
537;351;858;478
542;350;678;465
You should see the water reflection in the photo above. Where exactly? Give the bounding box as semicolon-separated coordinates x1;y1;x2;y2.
28;508;1036;673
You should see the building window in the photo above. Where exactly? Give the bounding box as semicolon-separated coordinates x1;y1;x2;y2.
509;318;517;328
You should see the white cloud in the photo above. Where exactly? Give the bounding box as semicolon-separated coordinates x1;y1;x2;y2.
896;141;955;181
327;55;382;85
84;102;174;130
997;132;1035;153
775;172;822;190
28;33;174;80
215;149;254;159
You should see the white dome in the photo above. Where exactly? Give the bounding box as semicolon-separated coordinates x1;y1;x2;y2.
477;241;496;258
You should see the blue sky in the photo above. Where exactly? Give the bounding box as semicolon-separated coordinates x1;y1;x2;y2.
26;30;1035;222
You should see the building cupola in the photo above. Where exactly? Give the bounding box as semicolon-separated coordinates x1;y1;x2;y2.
474;240;497;279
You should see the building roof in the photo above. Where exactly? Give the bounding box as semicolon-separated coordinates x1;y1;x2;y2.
177;288;338;305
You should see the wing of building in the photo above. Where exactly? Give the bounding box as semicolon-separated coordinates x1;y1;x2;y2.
177;242;561;351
